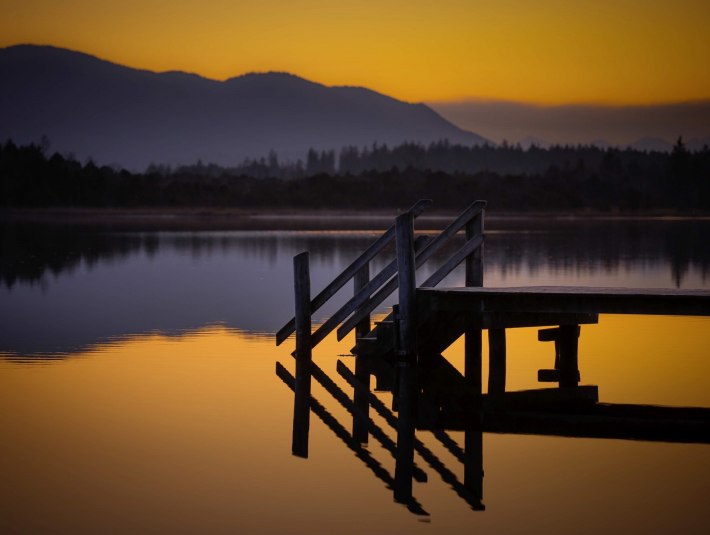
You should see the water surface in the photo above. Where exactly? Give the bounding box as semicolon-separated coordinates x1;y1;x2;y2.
1;218;709;533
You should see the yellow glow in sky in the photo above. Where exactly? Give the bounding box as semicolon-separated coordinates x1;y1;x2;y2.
1;0;709;104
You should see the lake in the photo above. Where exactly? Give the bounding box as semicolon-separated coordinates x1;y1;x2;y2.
1;215;709;534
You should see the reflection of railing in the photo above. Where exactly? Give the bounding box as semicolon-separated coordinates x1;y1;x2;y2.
275;359;485;516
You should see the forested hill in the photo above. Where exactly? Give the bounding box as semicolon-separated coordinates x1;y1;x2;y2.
0;45;488;170
1;139;708;212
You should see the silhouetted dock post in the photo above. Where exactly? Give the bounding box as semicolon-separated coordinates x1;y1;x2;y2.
464;209;485;497
394;213;417;503
464;209;484;396
292;252;312;457
353;263;371;443
488;329;506;397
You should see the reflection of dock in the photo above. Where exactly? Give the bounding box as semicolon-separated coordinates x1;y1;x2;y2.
275;199;710;514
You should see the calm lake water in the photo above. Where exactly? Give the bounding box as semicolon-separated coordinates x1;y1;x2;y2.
1;216;709;534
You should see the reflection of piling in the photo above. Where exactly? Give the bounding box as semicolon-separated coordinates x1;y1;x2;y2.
537;325;580;387
353;263;371;444
394;213;418;504
488;328;506;397
292;252;312;458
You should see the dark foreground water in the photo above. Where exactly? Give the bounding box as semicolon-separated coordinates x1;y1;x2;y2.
1;217;709;533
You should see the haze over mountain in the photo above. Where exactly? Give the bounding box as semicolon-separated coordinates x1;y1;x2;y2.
430;99;710;150
0;45;489;170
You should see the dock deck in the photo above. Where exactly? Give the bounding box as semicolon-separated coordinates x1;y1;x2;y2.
419;286;710;316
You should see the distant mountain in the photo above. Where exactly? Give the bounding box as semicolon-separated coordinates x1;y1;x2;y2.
0;45;489;170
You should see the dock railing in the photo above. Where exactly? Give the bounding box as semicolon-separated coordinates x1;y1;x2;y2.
275;199;486;355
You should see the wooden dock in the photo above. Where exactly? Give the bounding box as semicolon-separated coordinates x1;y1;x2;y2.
275;199;710;514
420;286;710;316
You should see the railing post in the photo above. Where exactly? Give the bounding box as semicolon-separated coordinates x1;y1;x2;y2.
353;263;370;443
394;212;417;503
292;252;312;457
464;209;484;394
465;209;484;288
395;212;417;359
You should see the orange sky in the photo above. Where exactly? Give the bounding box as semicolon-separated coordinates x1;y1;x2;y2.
1;0;709;104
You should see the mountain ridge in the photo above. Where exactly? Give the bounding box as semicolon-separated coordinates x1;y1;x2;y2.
0;44;489;170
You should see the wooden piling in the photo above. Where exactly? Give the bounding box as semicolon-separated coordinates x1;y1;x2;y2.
488;328;506;396
292;252;312;457
463;211;485;502
464;211;484;399
394;212;417;503
395;212;417;359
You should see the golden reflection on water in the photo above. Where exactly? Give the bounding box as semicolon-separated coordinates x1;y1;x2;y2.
1;319;709;534
442;314;710;407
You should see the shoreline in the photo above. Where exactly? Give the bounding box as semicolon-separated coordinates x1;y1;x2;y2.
2;206;709;231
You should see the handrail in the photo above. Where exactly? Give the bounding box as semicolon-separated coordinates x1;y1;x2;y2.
336;201;485;340
277;198;485;353
309;235;430;348
275;198;432;346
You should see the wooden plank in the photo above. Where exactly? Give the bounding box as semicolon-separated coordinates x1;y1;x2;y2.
336;235;427;342
407;200;486;276
275;198;431;345
482;312;598;329
420;235;483;288
418;286;710;316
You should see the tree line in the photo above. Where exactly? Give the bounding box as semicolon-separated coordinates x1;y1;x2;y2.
1;138;708;212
